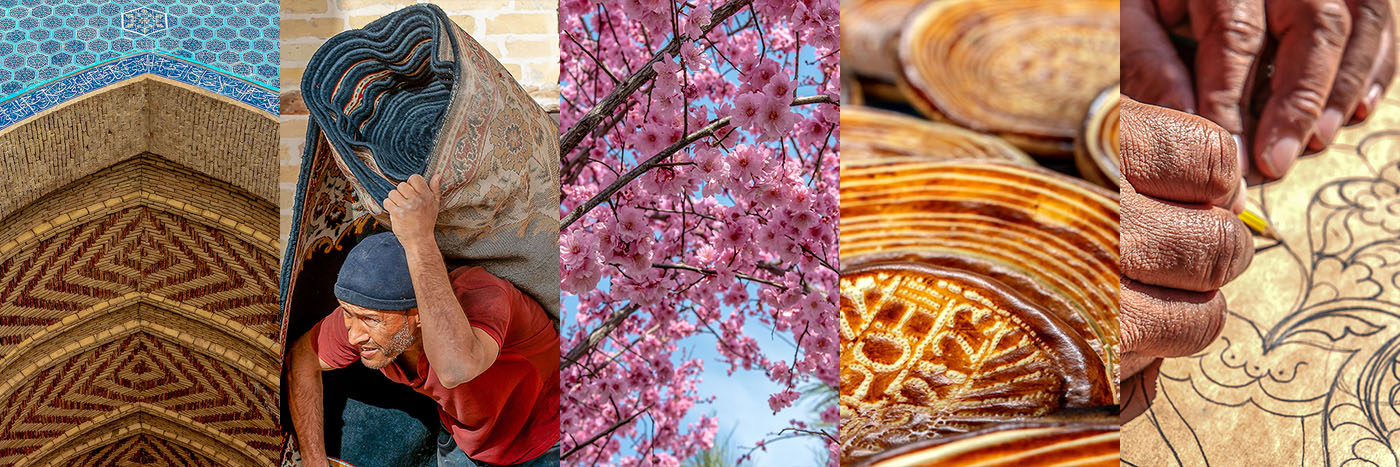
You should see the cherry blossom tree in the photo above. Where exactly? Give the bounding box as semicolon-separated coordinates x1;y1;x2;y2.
557;0;840;465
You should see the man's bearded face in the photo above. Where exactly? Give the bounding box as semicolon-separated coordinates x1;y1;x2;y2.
339;301;420;369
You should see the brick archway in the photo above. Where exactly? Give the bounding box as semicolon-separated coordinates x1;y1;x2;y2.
0;80;279;466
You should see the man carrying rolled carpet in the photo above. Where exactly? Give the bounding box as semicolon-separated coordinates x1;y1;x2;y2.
288;174;561;467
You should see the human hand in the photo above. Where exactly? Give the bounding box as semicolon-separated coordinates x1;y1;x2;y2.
1119;98;1255;421
383;174;444;248
1122;0;1396;181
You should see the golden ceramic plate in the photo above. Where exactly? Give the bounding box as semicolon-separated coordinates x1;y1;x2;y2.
840;160;1120;383
852;419;1119;467
841;107;1034;166
838;263;1112;461
895;0;1119;156
1075;84;1121;189
841;0;932;82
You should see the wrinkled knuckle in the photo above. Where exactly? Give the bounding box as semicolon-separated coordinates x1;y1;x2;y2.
1198;126;1238;197
1204;213;1245;290
1333;69;1368;96
1357;0;1388;25
1220;11;1266;53
1120;247;1150;283
1327;71;1372;105
1119;293;1153;354
1119;104;1149;170
1181;296;1227;355
1287;88;1329;118
1311;0;1353;44
1118;198;1149;264
1122;317;1153;355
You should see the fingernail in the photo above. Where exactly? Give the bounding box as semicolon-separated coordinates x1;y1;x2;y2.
1319;108;1344;143
1356;84;1383;122
1233;134;1247;173
1264;137;1300;177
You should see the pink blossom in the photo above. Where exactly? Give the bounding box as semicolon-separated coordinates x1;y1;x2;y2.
758;97;801;140
729;92;766;131
690;4;713;29
767;388;800;411
631;124;669;156
762;74;795;101
560;2;839;463
727;145;766;182
680;42;709;71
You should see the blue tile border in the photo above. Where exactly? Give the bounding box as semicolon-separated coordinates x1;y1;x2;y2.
0;50;278;129
0;0;280;94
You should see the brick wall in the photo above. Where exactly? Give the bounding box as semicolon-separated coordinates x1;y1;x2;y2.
277;0;560;249
0;77;279;222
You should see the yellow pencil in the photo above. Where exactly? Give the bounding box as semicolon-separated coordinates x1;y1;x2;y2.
1238;209;1277;240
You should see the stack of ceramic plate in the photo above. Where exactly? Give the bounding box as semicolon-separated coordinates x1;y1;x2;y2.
840;0;930;83
841;107;1035;166
842;0;1119;163
895;0;1119;156
1076;85;1122;188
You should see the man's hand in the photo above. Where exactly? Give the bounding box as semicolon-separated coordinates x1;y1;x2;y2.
1119;98;1256;421
1123;0;1262;118
1123;0;1396;181
384;174;444;246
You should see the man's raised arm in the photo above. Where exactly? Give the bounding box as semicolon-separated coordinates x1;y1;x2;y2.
384;174;500;388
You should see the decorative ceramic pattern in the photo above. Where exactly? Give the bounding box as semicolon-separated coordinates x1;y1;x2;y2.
120;5;167;36
0;0;278;123
0;51;277;127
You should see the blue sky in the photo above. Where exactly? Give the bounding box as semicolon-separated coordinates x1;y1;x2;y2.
562;295;831;466
680;313;831;465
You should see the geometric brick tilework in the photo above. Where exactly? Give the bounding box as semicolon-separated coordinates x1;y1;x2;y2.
1;332;278;465
66;434;219;466
0;123;279;464
0;199;280;355
0;0;279;96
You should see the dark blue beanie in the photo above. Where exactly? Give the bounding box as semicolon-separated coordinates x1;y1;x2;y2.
335;232;417;310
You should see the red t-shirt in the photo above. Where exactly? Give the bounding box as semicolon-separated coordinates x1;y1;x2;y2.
311;266;560;465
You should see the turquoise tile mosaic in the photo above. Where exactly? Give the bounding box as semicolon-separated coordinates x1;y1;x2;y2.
0;0;279;127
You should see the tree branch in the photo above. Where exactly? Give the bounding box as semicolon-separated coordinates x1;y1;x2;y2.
562;403;654;459
561;94;835;230
560;0;754;158
652;262;785;289
561;303;640;371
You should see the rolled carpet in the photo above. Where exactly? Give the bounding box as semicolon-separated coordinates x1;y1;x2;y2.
278;6;559;463
282;3;560;322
